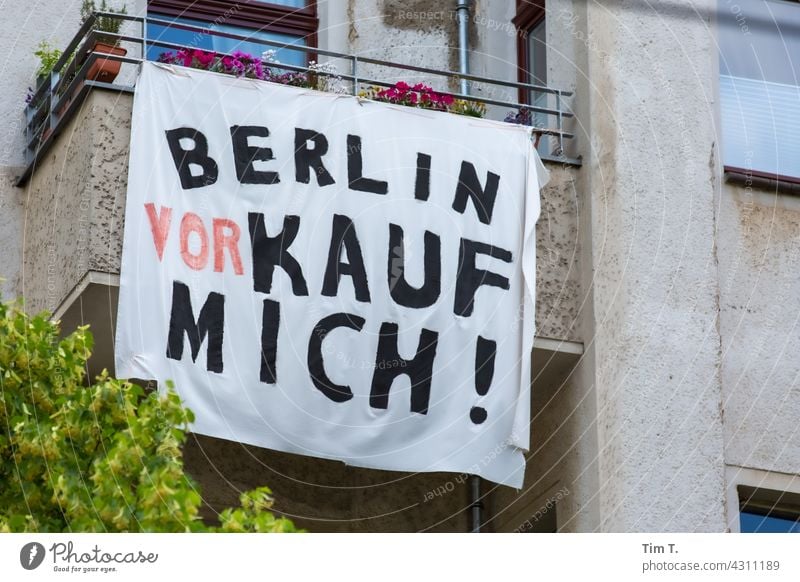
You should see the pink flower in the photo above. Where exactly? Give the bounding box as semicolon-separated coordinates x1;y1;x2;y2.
195;50;216;67
180;50;194;67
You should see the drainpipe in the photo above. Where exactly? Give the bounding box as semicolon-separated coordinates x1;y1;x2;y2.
470;472;482;533
456;0;470;96
456;0;483;534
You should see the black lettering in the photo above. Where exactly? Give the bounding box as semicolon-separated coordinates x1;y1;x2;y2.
166;281;225;372
454;239;512;316
347;134;388;194
322;214;371;302
164;127;219;189
295;128;335;186
370;323;438;414
414;153;432;201
230;125;279;184
388;223;441;309
474;336;496;396
308;313;365;402
451;161;500;225
248;213;309;296
260;299;280;384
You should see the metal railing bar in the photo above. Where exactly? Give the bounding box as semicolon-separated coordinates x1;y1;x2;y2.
18;81;94;185
52;13;98;73
82;12;575;97
141;14;572;96
46;31;144;109
76;43;575;123
26;52;100;151
20;10;579;183
94;10;145;23
28;48;578;147
133;36;575;118
31;12;576;124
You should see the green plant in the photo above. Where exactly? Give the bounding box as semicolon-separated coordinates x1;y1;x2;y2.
80;0;128;45
0;301;301;533
450;98;487;118
33;40;62;80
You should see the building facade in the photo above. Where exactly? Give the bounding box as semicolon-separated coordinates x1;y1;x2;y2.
1;0;799;532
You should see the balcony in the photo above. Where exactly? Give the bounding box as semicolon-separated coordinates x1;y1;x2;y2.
17;11;586;531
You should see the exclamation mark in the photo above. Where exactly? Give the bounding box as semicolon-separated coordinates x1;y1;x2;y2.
470;336;497;424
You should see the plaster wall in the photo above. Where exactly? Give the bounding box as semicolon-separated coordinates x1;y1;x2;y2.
0;0;83;300
717;183;800;476
1;0;141;301
583;0;727;531
21;90;131;314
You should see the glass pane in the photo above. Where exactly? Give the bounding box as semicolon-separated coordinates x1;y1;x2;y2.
740;511;800;533
719;0;800;84
527;18;550;149
146;14;307;66
527;18;547;88
718;0;800;177
253;0;307;7
719;74;800;176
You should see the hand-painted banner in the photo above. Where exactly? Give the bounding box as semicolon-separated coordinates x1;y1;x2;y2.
116;62;548;487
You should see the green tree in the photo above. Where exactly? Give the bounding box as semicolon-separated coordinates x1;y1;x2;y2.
0;301;300;532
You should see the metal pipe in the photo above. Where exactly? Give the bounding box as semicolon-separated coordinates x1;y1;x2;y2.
456;0;482;534
470;474;482;533
456;0;470;95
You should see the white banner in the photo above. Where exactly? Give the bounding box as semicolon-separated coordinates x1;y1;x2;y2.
115;62;547;487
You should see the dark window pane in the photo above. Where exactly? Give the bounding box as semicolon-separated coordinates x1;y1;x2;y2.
740;511;800;533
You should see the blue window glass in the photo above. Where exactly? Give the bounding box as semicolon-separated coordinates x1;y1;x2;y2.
254;0;306;7
146;14;307;65
740;511;800;533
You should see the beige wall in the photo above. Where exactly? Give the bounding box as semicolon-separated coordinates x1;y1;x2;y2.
0;0;142;301
21;90;131;314
718;182;800;477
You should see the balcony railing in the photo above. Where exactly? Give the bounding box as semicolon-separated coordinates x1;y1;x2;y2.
17;11;579;186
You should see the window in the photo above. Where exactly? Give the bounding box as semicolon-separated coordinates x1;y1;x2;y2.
146;1;318;66
514;1;549;148
718;0;800;180
738;486;800;533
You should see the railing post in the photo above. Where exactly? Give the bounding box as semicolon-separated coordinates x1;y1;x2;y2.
351;55;359;96
556;90;564;158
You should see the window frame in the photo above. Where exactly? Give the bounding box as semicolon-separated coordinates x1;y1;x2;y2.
513;0;546;105
148;0;318;54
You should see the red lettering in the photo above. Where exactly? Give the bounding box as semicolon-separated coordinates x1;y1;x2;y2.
144;203;172;261
213;218;244;275
180;212;209;270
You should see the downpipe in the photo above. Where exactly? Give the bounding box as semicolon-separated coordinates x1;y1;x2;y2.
456;0;483;534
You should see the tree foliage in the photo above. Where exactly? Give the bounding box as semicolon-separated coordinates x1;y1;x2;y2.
0;302;300;532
